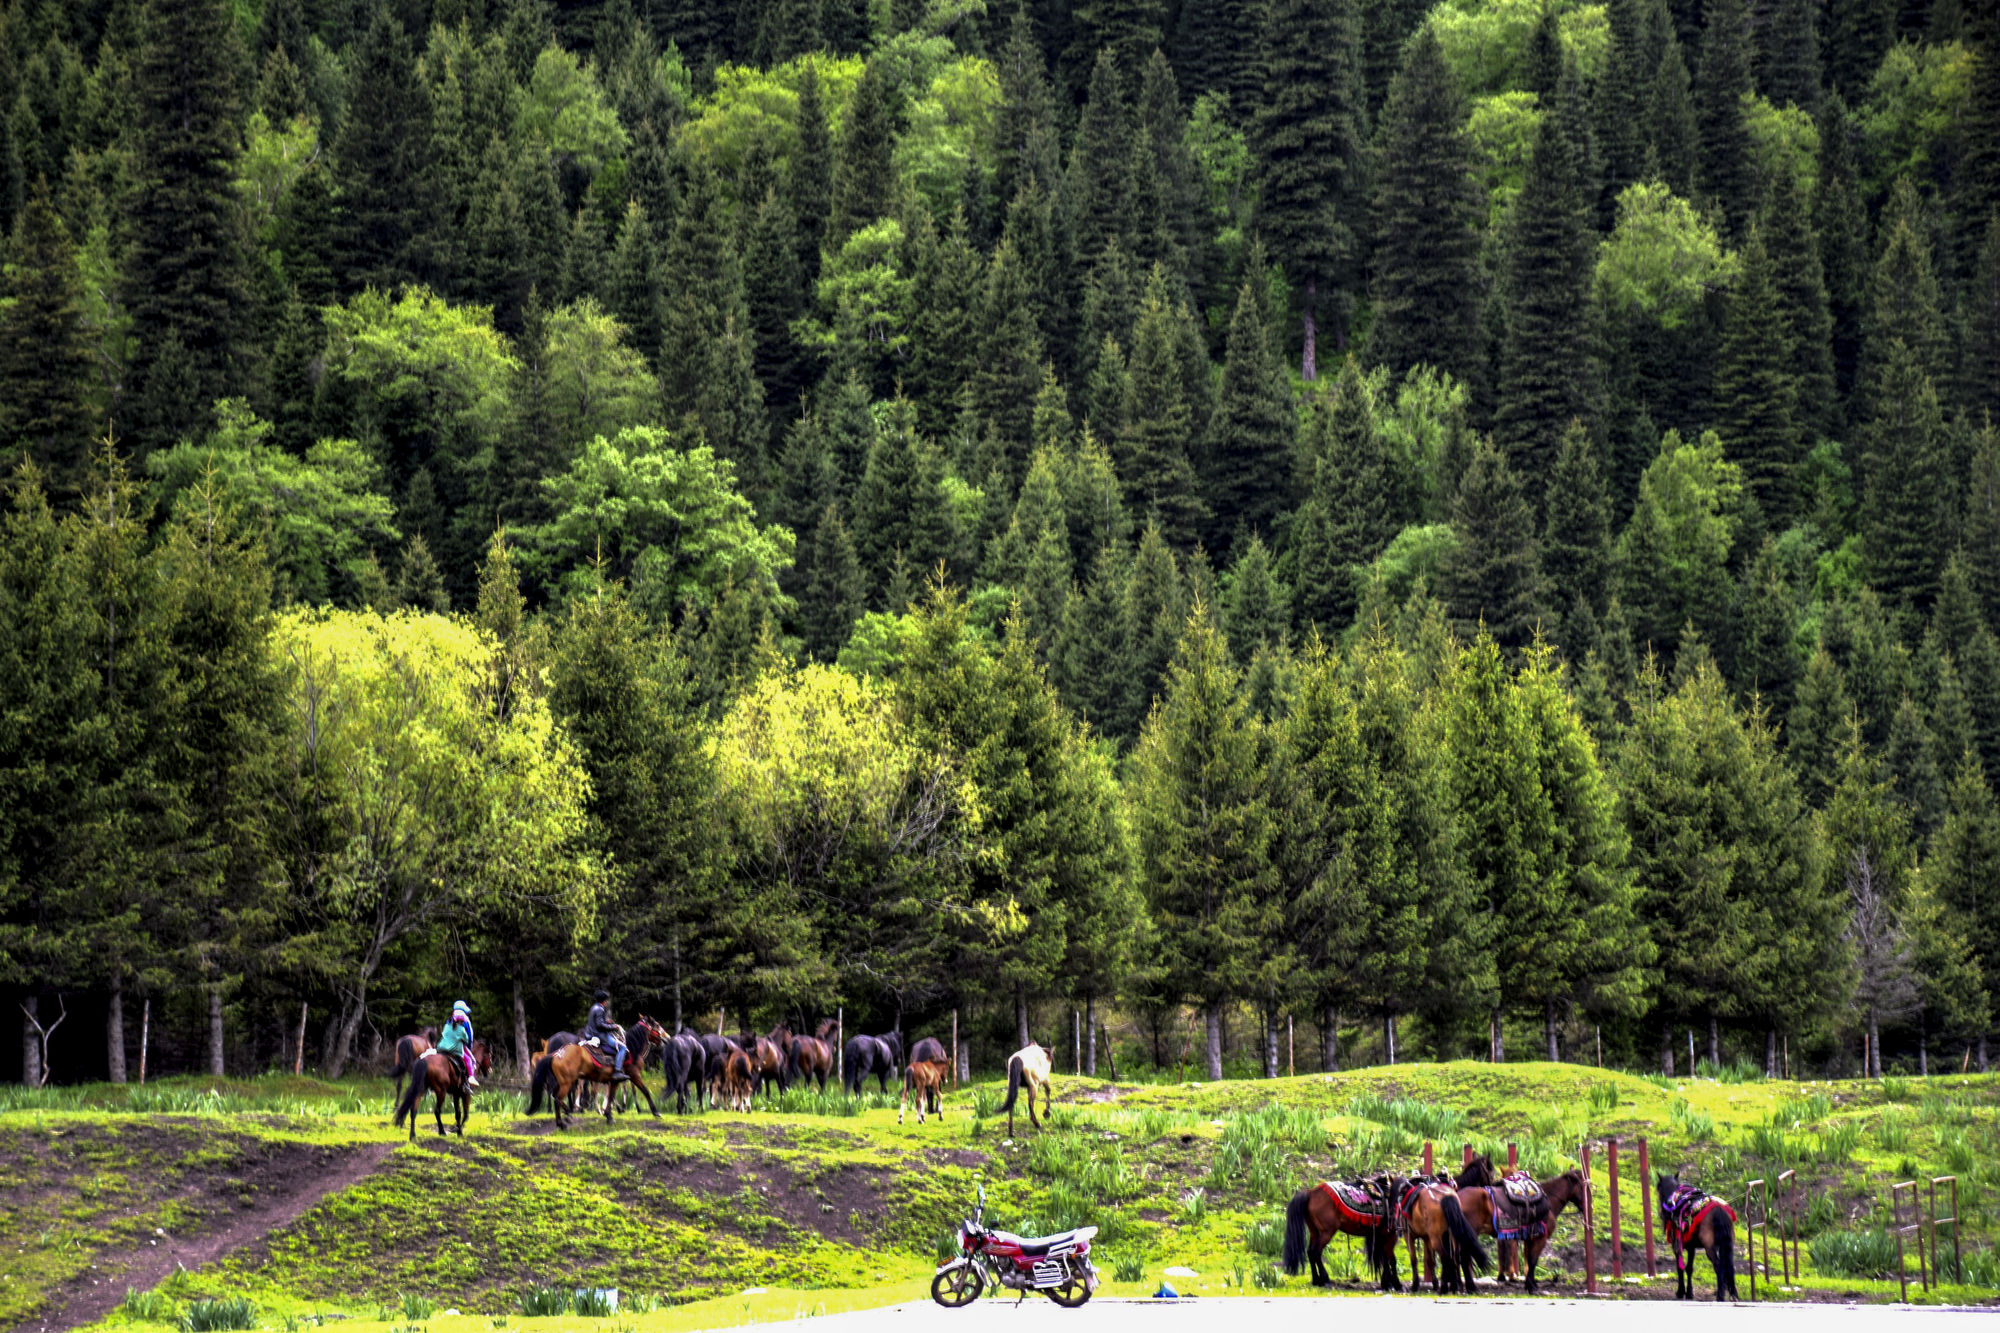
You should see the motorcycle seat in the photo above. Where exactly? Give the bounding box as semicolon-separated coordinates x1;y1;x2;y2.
996;1226;1097;1257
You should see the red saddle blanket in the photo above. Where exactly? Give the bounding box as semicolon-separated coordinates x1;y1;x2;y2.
1319;1180;1391;1226
1662;1186;1736;1249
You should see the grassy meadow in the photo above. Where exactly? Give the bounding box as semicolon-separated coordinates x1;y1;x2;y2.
5;1062;1998;1332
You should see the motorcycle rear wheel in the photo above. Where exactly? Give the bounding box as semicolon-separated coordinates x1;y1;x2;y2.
931;1267;984;1308
1044;1279;1091;1308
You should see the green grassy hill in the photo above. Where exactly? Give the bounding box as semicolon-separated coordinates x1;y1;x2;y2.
5;1063;1997;1333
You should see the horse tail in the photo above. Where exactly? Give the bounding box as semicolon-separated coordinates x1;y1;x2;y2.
392;1054;426;1128
1714;1209;1738;1297
1442;1193;1490;1274
1282;1190;1311;1276
999;1054;1024;1114
527;1054;555;1116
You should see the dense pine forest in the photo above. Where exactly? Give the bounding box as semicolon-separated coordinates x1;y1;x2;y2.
2;0;1998;1088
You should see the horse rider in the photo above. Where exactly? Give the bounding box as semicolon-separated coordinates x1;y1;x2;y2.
436;999;479;1088
584;989;630;1083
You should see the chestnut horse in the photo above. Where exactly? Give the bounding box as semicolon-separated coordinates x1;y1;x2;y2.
898;1058;950;1124
1280;1178;1403;1288
1398;1178;1490;1294
390;1028;439;1107
1453;1155;1571;1291
716;1046;756;1111
736;1030;790;1103
527;1016;664;1128
393;1038;489;1141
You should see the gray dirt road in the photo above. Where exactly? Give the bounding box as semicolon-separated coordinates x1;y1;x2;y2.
741;1297;1994;1333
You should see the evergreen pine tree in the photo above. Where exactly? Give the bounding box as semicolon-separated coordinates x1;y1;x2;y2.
1965;425;2000;629
1959;6;2000;260
1734;539;1803;717
1963;213;2000;425
803;502;866;660
1071;0;1168;81
1442;437;1545;652
853;398;954;601
1648;34;1701;199
1222;534;1288;657
332;4;440;294
1763;169;1839;440
1862;339;1952;613
1827;0;1892;99
1761;0;1824;115
395;533;452;612
1207;282;1296;556
1695;0;1758;236
1057;538;1136;738
606;200;666;365
1494;111;1599;512
697;313;772;501
1929;752;2000;1066
1127;518;1185;728
1595;0;1652;210
1291;361;1393;632
1367;26;1483;390
660;150;749;420
1542;422;1613;634
1713;225;1804;523
831;59;898;248
1169;0;1253;102
742;186;809;424
1816;96;1871;400
1862;180;1949;409
1252;0;1367;377
903;209;983;441
1117;271;1208;551
127;0;252;450
992;5;1063;218
789;64;833;284
1888;694;1946;836
1131;53;1204;288
1789;645;1851;800
973;235;1048;471
1064;51;1135;277
0;183;96;491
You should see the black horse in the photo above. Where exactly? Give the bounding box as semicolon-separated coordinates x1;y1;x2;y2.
1659;1174;1739;1301
909;1035;946;1065
843;1032;898;1095
663;1028;708;1113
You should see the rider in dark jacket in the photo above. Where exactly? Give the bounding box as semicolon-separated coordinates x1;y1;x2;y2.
584;989;629;1082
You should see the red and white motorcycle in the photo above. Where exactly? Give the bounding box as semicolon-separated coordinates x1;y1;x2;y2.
932;1185;1100;1309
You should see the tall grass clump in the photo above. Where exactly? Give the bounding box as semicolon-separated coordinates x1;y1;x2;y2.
518;1289;569;1317
1810;1229;1901;1279
1874;1112;1913;1152
1668;1099;1715;1141
178;1298;256;1333
122;1290;175;1323
1344;1094;1467;1141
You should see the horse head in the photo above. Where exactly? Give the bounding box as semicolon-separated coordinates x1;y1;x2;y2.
1455;1153;1496;1188
471;1038;491;1075
816;1017;839;1041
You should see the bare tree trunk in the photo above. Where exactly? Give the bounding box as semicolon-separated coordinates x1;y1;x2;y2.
1660;1020;1674;1077
1490;1011;1505;1063
957;1027;970;1084
1918;1023;1928;1077
1015;985;1030;1053
1980;1034;1989;1074
513;976;530;1081
107;973;126;1084
1707;1014;1720;1069
1085;997;1097;1076
1265;1014;1279;1078
1323;1007;1341;1072
324;984;369;1079
1545;998;1560;1062
22;996;41;1088
1384;1014;1398;1065
1301;278;1319;381
1204;1005;1223;1080
1765;1028;1777;1079
672;933;683;1032
208;987;225;1077
1867;1008;1881;1078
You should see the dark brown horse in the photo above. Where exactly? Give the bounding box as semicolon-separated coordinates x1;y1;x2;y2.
716;1046;756;1111
1398;1178;1490;1294
1453;1156;1565;1291
1659;1174;1739;1301
737;1030;789;1103
1281;1178;1403;1288
785;1027;836;1093
527;1016;664;1128
909;1035;947;1065
390;1028;439;1107
393;1038;489;1141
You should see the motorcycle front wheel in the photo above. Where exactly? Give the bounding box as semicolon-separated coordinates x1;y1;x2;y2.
1044;1279;1091;1309
931;1266;984;1308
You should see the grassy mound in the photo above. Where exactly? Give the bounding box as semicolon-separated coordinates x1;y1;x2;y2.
5;1062;1997;1332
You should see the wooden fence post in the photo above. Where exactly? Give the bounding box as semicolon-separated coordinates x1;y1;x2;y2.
1608;1136;1622;1279
951;1010;958;1088
834;1007;841;1083
1582;1141;1597;1295
1640;1138;1656;1277
294;1001;308;1075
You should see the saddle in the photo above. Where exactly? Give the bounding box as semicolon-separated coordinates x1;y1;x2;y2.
1320;1179;1390;1227
1661;1185;1734;1249
581;1035;620;1070
1490;1172;1549;1241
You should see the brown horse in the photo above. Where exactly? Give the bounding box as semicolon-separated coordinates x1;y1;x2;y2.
716;1046;756;1111
527;1016;664;1128
786;1028;836;1093
1280;1179;1403;1288
393;1039;489;1141
1398;1178;1490;1294
736;1030;790;1103
1659;1174;1739;1301
390;1028;439;1107
898;1058;949;1124
1453;1156;1566;1291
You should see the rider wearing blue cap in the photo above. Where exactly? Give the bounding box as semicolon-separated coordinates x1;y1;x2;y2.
436;1000;478;1088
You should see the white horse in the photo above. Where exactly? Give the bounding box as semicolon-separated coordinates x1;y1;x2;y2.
997;1042;1053;1134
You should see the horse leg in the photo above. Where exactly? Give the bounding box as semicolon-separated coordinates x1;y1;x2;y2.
632;1072;660;1118
1026;1083;1041;1132
432;1089;446;1137
1524;1236;1542;1294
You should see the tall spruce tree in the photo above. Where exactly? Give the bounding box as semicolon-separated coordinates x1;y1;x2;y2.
1290;360;1393;632
1064;51;1135;277
1962;213;2000;425
1442;437;1545;651
1207;282;1296;557
332;4;440;294
1695;0;1758;236
127;0;252;450
1542;422;1613;637
853;398;954;601
1763;169;1839;439
0;183;96;491
1367;26;1483;391
1251;0;1367;377
1862;339;1952;613
1493;112;1599;511
831;58;897;248
1761;0;1825;114
789;64;833;283
1929;751;2000;1067
1117;272;1208;550
1713;225;1803;524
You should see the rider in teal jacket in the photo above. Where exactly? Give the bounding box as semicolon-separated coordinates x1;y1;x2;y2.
436;1000;478;1088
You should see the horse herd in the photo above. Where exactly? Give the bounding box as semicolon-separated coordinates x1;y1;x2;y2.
1285;1155;1739;1301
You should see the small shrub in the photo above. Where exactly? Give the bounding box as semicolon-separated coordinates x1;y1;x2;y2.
1961;1247;2000;1289
1113;1254;1145;1283
122;1289;175;1323
1345;1094;1468;1140
1669;1099;1715;1141
1880;1075;1912;1102
518;1288;569;1317
1747;1123;1801;1166
1251;1264;1283;1290
1875;1112;1913;1153
1818;1122;1861;1163
1801;1191;1838;1237
1587;1082;1619;1115
1639;1073;1674;1091
1773;1093;1833;1126
571;1289;615;1317
1179;1186;1208;1224
179;1298;256;1333
1811;1228;1901;1279
1940;1130;1976;1175
401;1294;437;1321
